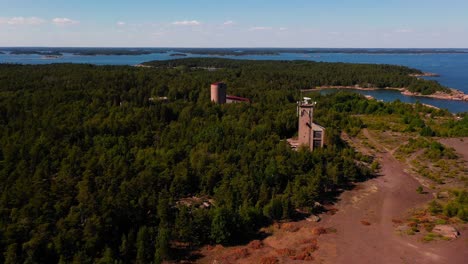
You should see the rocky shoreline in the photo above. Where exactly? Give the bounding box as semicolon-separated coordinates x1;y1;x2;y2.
401;88;468;101
410;72;440;77
308;85;468;102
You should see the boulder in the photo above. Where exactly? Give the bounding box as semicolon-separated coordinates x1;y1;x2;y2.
396;225;410;233
306;214;321;222
433;225;460;239
437;191;449;199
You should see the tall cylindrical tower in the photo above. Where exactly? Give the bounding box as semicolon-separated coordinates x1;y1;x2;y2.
210;82;227;104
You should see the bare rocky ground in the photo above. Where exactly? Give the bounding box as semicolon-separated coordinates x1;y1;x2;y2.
191;132;468;264
438;138;468;163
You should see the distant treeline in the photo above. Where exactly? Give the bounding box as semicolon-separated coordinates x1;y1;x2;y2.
0;60;463;263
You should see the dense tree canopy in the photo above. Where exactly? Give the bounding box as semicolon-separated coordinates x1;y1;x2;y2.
0;59;460;263
144;58;449;94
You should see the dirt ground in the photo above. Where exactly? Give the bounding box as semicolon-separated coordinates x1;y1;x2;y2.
438;137;468;162
193;133;468;264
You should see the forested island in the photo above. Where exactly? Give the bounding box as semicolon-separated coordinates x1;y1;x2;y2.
2;48;467;57
72;49;156;56
1;48;161;56
169;53;188;57
9;50;63;56
0;59;466;263
144;58;451;95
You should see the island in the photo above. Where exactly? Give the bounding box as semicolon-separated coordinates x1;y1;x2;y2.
143;58;466;100
41;55;62;59
2;48;468;58
169;53;188;57
9;50;63;56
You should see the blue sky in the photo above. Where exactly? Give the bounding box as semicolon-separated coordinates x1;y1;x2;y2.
0;0;467;47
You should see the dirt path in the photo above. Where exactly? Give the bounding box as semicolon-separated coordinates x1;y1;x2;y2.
312;129;467;264
195;131;468;263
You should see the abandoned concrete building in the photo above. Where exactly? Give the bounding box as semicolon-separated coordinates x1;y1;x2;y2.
210;82;251;104
288;97;325;151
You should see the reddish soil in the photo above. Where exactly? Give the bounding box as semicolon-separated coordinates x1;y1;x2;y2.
193;132;468;263
438;137;468;162
313;143;467;264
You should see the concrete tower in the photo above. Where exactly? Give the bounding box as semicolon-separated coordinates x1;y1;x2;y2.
288;98;325;151
210;82;227;104
298;98;315;151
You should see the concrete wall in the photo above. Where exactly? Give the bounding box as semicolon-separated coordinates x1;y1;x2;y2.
298;104;314;150
311;123;325;149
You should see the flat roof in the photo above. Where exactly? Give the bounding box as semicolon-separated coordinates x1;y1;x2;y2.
226;95;251;102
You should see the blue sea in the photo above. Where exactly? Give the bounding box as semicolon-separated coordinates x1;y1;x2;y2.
1;49;467;113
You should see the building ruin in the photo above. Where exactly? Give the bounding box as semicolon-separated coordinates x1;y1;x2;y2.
210;82;250;104
288;97;325;151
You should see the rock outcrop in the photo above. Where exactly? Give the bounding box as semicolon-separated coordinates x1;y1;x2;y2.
433;225;460;239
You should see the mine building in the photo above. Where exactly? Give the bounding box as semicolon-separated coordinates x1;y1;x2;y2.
288;97;325;151
210;82;227;104
226;95;251;103
210;82;250;104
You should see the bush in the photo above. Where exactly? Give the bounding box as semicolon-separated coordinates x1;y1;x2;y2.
416;186;424;194
420;126;435;137
428;200;443;215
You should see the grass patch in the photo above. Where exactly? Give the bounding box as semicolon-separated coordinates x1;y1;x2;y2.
423;232;441;242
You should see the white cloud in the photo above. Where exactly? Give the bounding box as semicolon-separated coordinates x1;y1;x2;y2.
172;20;201;26
0;16;45;25
223;20;235;25
52;17;79;26
279;27;288;31
395;28;413;33
116;21;126;26
249;26;272;31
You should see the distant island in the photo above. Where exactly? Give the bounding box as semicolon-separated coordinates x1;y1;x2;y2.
9;50;63;56
41;55;62;59
2;48;166;56
2;47;468;57
169;53;188;57
143;58;465;98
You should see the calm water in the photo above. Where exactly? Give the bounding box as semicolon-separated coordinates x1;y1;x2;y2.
319;88;467;113
1;50;467;113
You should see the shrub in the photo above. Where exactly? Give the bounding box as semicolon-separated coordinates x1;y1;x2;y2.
428;200;443;215
416;186;424;194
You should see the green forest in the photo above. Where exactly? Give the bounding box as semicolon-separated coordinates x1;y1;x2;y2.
0;59;464;263
144;58;449;95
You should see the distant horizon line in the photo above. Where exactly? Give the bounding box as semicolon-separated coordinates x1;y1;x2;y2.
1;46;468;49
